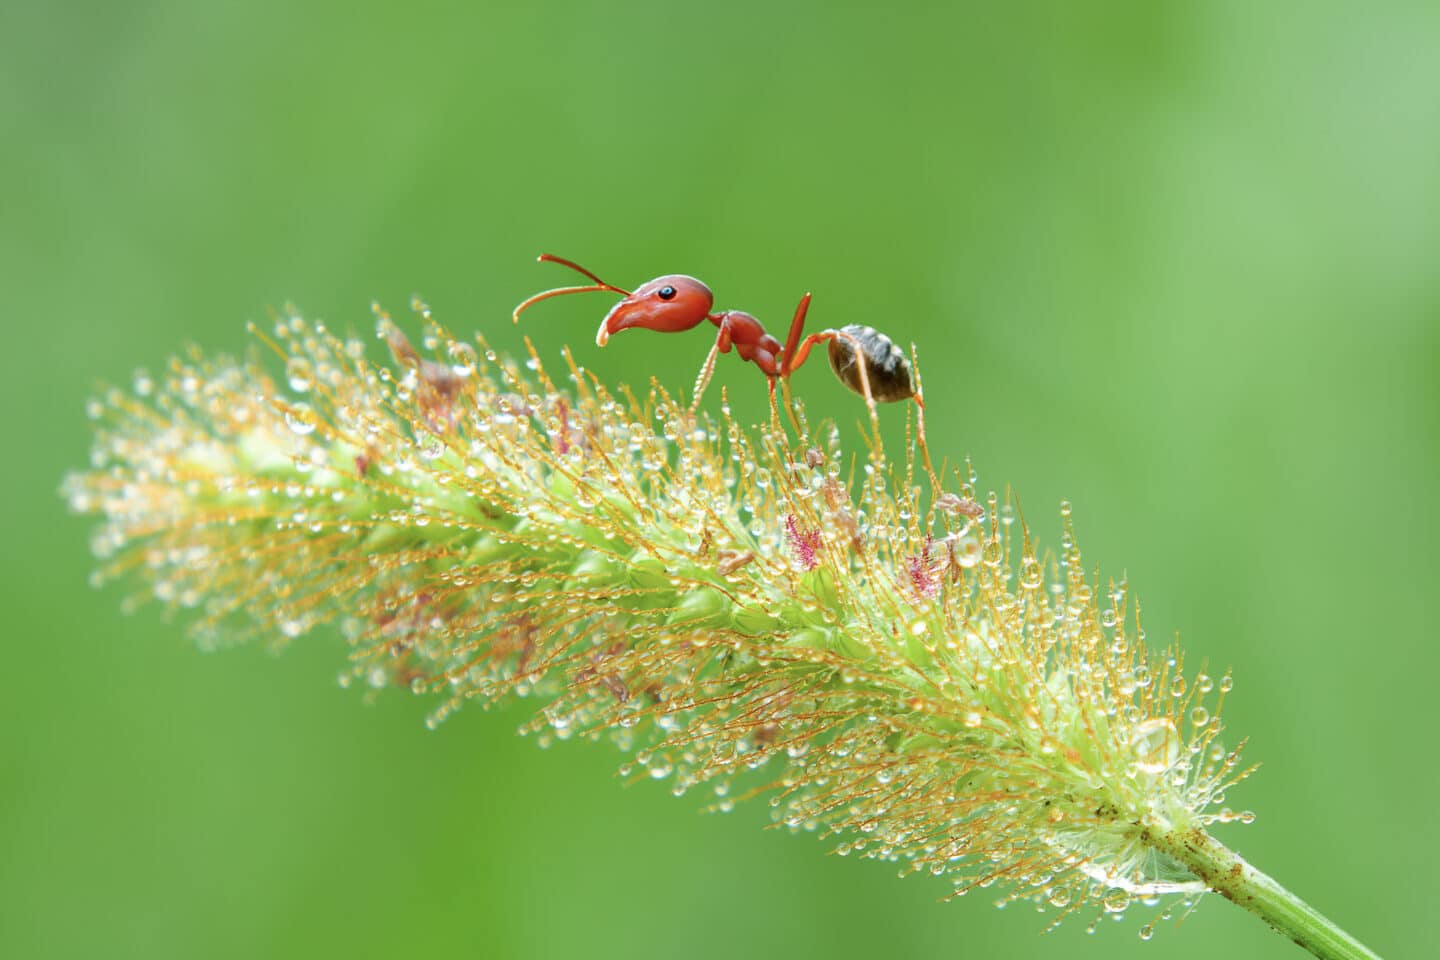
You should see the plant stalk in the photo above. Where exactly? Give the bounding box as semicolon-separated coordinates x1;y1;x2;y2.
1142;821;1381;960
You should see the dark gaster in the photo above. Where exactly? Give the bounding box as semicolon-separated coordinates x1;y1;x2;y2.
825;324;915;403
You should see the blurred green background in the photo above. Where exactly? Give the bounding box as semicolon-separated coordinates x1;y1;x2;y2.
4;1;1437;958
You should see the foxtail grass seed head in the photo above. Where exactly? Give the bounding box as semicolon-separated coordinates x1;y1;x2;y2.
64;303;1257;937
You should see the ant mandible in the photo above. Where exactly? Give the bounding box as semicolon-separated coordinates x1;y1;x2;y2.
512;254;935;481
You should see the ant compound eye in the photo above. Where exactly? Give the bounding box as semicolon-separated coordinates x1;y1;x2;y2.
658;285;677;301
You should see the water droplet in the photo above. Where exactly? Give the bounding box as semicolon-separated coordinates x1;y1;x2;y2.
1102;888;1131;913
953;533;981;568
448;341;477;377
1129;717;1178;774
286;357;314;393
1019;557;1043;590
285;403;318;436
1189;706;1210;727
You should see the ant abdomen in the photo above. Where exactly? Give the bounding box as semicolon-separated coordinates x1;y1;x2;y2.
825;324;915;403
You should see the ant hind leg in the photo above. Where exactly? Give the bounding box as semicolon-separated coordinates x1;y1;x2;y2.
912;391;940;493
907;342;940;493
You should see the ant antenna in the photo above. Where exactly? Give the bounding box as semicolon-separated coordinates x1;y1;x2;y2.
512;254;631;323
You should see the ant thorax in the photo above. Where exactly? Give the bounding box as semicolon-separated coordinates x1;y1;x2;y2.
825;324;915;403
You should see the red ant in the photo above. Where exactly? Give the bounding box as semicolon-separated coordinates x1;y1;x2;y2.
512;254;935;479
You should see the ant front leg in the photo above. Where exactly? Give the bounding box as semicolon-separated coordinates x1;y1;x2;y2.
689;320;733;415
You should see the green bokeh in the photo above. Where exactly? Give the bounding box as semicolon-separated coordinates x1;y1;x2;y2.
5;2;1437;957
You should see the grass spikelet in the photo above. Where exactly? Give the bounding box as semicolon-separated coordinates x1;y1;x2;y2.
62;303;1375;956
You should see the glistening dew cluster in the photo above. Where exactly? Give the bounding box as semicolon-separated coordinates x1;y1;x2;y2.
64;303;1254;940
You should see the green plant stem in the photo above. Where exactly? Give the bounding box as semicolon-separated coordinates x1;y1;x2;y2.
1142;820;1381;960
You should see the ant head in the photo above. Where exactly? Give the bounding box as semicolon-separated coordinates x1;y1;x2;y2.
596;275;714;346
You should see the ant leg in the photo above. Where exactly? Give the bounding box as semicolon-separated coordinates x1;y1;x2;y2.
912;390;939;492
779;374;804;438
834;328;884;457
780;292;813;374
906;342;940;492
776;293;813;440
785;328;884;457
690;341;721;415
782;330;832;375
768;376;788;436
689;323;733;415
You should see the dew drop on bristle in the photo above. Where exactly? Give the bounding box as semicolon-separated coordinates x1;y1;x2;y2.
284;403;317;436
286;357;314;393
953;533;981;567
1129;718;1179;774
